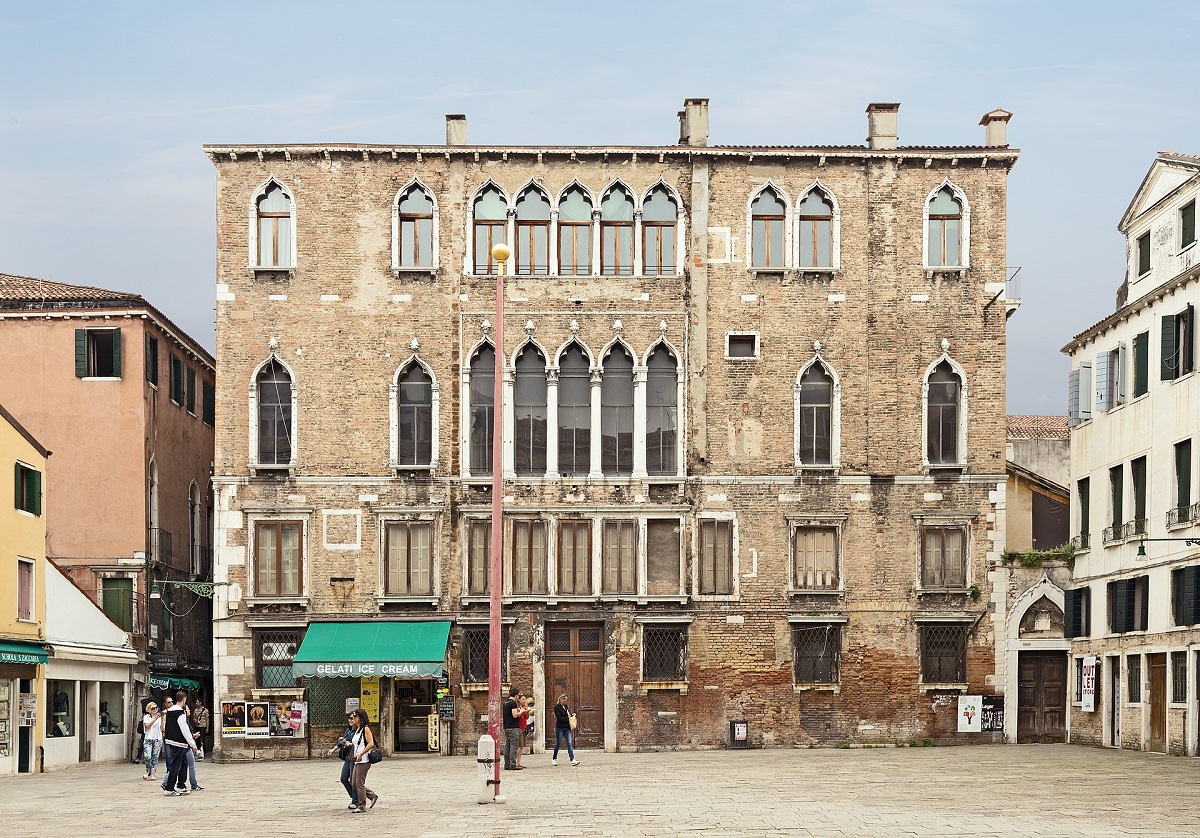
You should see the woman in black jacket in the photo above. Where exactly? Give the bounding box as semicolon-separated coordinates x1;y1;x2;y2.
551;694;580;766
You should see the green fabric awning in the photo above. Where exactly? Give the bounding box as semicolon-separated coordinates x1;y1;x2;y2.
150;674;201;692
0;639;48;666
292;620;450;678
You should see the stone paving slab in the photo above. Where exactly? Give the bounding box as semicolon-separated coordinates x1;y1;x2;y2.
2;745;1198;837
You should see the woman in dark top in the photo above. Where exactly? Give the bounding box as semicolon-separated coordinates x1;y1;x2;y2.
552;693;580;766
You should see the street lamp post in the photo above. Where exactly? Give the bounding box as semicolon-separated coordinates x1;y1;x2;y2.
486;241;510;802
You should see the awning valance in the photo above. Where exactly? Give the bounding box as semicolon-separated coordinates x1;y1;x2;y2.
150;674;201;692
292;620;450;678
0;640;48;666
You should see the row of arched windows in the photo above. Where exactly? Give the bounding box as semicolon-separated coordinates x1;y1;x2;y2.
250;348;966;474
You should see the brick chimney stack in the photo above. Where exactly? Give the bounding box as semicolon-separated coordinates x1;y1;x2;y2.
865;103;900;149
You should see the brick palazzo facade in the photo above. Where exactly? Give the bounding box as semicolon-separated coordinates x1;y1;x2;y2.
206;101;1019;759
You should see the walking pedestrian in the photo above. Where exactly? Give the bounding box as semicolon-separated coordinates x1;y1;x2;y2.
161;691;199;796
348;709;379;814
552;693;580;766
325;714;359;810
191;698;210;760
502;687;525;770
141;702;163;780
159;694;178;788
516;693;529;769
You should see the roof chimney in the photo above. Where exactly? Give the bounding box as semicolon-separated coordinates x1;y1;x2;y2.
979;108;1012;147
865;103;900;150
678;98;709;147
446;114;467;146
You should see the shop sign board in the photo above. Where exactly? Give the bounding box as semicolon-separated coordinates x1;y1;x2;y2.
360;677;380;725
1081;656;1097;712
437;694;455;720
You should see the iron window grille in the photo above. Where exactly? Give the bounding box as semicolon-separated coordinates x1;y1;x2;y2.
461;626;509;684
254;628;305;689
1172;651;1187;703
919;623;968;683
792;624;840;684
1127;654;1141;703
642;625;687;681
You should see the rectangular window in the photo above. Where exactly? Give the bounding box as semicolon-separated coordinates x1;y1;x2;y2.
1108;576;1149;633
1176;440;1193;518
202;380;215;427
185;367;196;414
646;519;682;596
145;334;159;385
254;628;305;689
556;519;592;595
99;682;124;735
1077;477;1090;548
1182;200;1196;249
384;522;433;596
14;462;42;516
461;626;508;683
169;355;184;405
467;520;490;596
1173;565;1200;626
473;221;505;274
1065;587;1090;639
559;221;591;275
1127;654;1142;703
643;222;675;276
792;624;840;684
1130;456;1147;534
74;328;121;378
1172;651;1188;703
1162;306;1196;381
920;526;967;589
752;215;784;269
1137;230;1151;276
1133;331;1149;397
17;558;34;621
792;527;838;590
1074;657;1084;702
1109;465;1124;532
600;222;633;276
725;334;759;359
641;625;687;681
601;520;637;595
47;679;75;737
515;219;549;276
920;623;968;684
510;519;547;595
698;519;733;595
101;577;133;631
254;521;303;597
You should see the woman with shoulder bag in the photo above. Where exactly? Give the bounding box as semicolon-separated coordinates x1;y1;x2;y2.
325;713;359;810
348;709;380;813
552;693;580;766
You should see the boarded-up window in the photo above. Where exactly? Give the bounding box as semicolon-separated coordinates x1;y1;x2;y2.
921;527;966;589
602;520;637;594
792;527;838;590
646;519;681;596
698;519;733;595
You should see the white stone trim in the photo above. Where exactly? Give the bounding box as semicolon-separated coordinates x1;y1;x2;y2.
922;178;971;271
390;176;439;273
921;344;969;470
795;179;841;271
248;176;297;270
793;353;841;470
388;353;440;471
248;353;298;472
746;180;792;270
692;511;740;602
640;179;687;276
465;179;509;275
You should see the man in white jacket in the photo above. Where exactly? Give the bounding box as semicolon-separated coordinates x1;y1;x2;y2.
161;691;199;796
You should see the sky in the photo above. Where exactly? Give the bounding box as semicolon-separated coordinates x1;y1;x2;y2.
3;0;1199;415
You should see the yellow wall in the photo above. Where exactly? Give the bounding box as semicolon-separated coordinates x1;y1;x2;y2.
0;414;47;637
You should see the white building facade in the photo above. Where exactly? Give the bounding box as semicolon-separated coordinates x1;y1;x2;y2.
1063;152;1200;754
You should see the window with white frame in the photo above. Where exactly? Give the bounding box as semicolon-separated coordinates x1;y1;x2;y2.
395;183;435;269
792;526;839;591
17;557;34;621
601;345;635;476
645;344;679;476
797;186;834;269
557;343;591;476
926;185;963;268
514;185;551;276
1181;200;1196;249
1161;304;1195;381
642;185;677;276
600;184;635;276
473;185;508;275
793;624;840;684
920;525;967;590
466;519;491;596
513;345;548;476
796;360;835;466
253;520;303;597
255;358;293;467
254;628;305;688
384;521;434;596
556;519;592;595
74;328;121;378
255;181;294;268
750;187;786;269
395;361;434;467
698;518;734;596
510;518;548;595
925;359;963;466
1136;231;1151;277
469;344;495;475
558;185;593;275
642;624;688;681
602;520;638;595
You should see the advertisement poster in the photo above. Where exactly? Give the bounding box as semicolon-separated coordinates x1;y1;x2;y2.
344;697;360;714
957;695;982;733
1081;656;1097;712
360;677;380;724
246;701;270;737
289;701;306;731
981;696;1005;732
221;701;246;736
19;692;37;726
270;699;295;737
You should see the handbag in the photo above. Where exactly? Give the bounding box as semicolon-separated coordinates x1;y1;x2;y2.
568;712;577;731
367;746;383;764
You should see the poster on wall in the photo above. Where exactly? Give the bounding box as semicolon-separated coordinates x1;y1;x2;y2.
288;701;306;731
1081;656;1097;712
270;699;297;737
957;695;983;733
360;677;380;724
981;696;1004;731
221;701;246;737
18;693;36;726
246;702;270;737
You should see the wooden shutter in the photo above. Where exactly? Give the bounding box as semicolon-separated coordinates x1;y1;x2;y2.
31;468;41;516
74;329;88;377
1187;305;1196;374
1162;314;1177;380
1111;580;1127;633
111;328;122;377
1068;369;1080;426
1094;352;1108;413
1134;332;1149;396
203;381;215;426
1187;567;1200;626
1138;577;1148;631
1079;363;1092;420
13;462;20;510
1116;342;1127;404
1065;589;1081;638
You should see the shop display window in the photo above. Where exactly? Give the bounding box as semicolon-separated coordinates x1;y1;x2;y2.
47;680;75;737
99;682;124;734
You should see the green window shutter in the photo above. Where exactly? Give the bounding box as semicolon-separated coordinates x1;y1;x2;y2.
13;462;20;510
31;468;41;516
1187;305;1196;375
75;329;88;377
1133;332;1149;396
1065;589;1080;638
203;381;215;426
111;328;122;378
1162;314;1177;380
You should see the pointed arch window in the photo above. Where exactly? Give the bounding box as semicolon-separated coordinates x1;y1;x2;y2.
646;345;678;475
798;362;834;466
798;188;834;269
927;361;962;465
396;363;433;466
257;359;293;466
515;187;551;276
642;186;678;276
601;346;635;476
473;186;508;274
751;188;785;268
600;185;635;276
558;186;593;275
514;345;548;475
470;345;495;474
927;186;963;267
558;345;591;476
396;185;435;268
256;182;294;268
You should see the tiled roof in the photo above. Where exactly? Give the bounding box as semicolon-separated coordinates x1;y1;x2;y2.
0;273;145;305
1006;415;1069;440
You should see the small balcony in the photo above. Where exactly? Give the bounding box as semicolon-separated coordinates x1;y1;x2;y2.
149;527;173;566
1102;525;1122;545
1122;518;1148;540
1167;502;1199;528
1071;532;1090;551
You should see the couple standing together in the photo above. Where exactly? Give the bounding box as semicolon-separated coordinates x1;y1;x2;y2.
503;687;579;769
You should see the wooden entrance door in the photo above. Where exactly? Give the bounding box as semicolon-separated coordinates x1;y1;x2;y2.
1148;653;1167;753
1017;652;1066;742
544;622;604;749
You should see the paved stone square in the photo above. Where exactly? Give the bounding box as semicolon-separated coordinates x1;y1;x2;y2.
2;745;1197;837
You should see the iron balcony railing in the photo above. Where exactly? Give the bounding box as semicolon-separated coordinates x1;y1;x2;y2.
149;527;173;565
1167;502;1200;528
1102;525;1122;545
1071;532;1091;551
1122;518;1148;539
